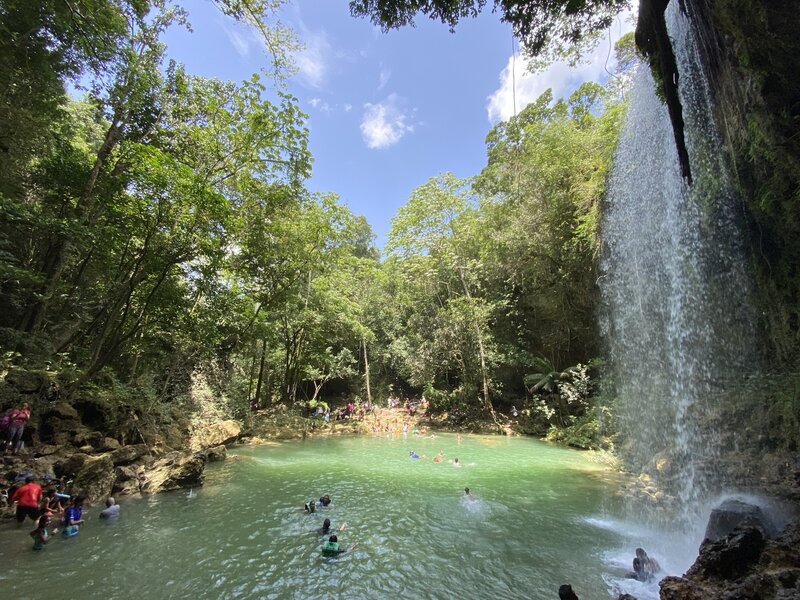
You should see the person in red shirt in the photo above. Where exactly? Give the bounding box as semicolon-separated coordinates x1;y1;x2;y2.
11;476;43;524
5;401;30;454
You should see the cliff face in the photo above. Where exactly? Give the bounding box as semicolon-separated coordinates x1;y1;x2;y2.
677;0;800;366
636;0;800;369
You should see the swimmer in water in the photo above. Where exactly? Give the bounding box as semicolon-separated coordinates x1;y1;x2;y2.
451;457;462;467
304;499;316;513
558;584;580;600
634;547;660;581
319;494;331;507
456;433;463;443
321;534;356;556
433;450;444;463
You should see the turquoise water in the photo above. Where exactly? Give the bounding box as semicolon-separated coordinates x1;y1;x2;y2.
0;434;652;599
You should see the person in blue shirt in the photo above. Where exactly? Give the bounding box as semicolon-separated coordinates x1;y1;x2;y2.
62;495;85;537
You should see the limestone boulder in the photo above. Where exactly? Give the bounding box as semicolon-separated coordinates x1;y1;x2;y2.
660;520;800;599
189;420;241;451
73;455;115;501
140;451;207;494
693;527;765;579
39;402;83;445
110;444;149;465
704;498;778;542
33;444;61;458
96;437;121;452
5;369;46;393
112;465;141;495
205;445;227;462
53;453;90;479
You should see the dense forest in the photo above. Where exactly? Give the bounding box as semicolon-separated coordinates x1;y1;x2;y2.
1;0;797;454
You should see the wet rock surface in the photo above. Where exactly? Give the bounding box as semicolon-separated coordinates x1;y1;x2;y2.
704;499;778;542
660;521;800;599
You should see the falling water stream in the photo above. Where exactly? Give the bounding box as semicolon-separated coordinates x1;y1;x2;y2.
598;2;759;593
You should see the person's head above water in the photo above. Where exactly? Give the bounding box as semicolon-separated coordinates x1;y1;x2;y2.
464;487;470;495
635;547;647;559
105;497;115;507
558;584;580;600
322;518;331;530
329;535;338;543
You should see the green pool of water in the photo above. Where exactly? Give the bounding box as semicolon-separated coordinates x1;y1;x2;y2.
0;434;629;599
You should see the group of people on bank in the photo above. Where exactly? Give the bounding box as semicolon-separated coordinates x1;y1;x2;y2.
7;474;120;551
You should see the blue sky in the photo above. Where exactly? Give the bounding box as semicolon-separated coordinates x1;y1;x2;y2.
164;2;633;249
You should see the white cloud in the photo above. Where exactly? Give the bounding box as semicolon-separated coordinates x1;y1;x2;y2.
295;29;332;89
223;26;251;58
378;63;391;91
486;12;635;122
309;97;333;112
360;94;414;149
344;104;353;112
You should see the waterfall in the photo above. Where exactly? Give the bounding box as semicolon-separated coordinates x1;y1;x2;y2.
600;4;756;528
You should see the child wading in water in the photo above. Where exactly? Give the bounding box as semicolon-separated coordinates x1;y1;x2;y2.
62;495;85;537
30;513;53;551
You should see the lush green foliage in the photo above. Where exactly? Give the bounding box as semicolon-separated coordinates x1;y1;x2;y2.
0;1;380;416
349;0;629;62
0;0;632;444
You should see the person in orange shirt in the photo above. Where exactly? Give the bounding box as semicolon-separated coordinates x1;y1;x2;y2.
11;475;43;524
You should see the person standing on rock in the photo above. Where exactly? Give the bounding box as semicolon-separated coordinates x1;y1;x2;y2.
5;401;30;454
11;475;43;524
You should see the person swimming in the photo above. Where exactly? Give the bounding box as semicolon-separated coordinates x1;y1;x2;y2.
321;534;356;556
433;450;444;463
304;499;316;513
318;494;331;507
408;451;421;459
451;457;462;467
320;518;331;534
558;584;580;600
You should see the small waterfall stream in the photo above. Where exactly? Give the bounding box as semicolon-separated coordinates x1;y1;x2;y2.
600;2;756;532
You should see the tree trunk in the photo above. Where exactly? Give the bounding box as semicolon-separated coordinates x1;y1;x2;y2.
362;338;372;404
254;338;268;408
457;268;497;422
